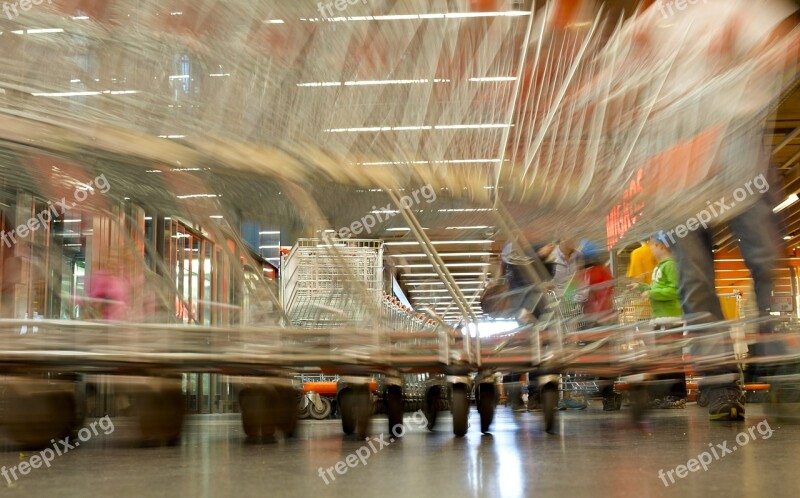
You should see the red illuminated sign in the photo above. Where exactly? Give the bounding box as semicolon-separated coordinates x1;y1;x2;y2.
606;168;644;250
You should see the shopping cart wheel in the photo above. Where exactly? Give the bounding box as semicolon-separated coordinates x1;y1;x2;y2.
239;388;274;440
339;386;371;438
424;386;441;431
138;386;185;445
339;389;356;435
630;385;649;424
297;396;312;420
353;385;372;439
541;382;558;433
386;385;404;436
275;385;299;437
696;390;710;407
451;383;469;437
310;396;332;420
477;383;496;434
3;389;75;448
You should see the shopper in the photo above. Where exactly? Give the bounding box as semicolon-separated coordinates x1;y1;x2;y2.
571;241;620;411
638;233;687;409
551;238;581;295
630;0;799;422
627;240;658;285
498;240;557;411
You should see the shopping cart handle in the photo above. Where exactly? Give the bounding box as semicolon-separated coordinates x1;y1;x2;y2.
649;317;683;327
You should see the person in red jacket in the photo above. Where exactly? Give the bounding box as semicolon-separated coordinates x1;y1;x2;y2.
573;241;615;326
573;241;620;411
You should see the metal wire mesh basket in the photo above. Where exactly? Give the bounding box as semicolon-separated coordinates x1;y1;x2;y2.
281;239;383;329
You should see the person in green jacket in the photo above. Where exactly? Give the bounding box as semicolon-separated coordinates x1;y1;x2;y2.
638;232;686;408
640;234;681;318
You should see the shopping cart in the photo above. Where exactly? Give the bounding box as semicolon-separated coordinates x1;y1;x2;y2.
278;237;471;437
2;0;800;447
616;291;653;325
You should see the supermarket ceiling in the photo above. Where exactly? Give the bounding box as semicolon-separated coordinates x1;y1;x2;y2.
1;0;800;321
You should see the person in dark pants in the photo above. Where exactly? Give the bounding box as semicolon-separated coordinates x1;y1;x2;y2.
628;0;799;421
672;195;782;420
500;240;557;411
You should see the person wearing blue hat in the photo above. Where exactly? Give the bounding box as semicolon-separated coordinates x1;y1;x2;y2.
636;233;686;408
572;241;621;411
639;233;682;318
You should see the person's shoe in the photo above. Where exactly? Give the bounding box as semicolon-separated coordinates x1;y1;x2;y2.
602;393;621;411
558;398;587;410
511;403;528;413
708;385;745;421
659;396;686;409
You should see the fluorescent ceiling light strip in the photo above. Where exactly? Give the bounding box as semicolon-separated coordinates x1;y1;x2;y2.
32;91;100;97
438;208;495;213
446;226;492;230
176;194;219;199
358;159;501;166
391;126;433;131
385;240;491;246
169;75;190;80
401;272;487;277
409;289;482;293
305;11;529;22
297;82;342;87
405;281;484;286
326;125;508;132
264;19;285;24
468;76;517;82
434;159;502;164
209;73;231;77
434;124;510;130
773;194;799;213
159;135;186;139
34;89;140;97
390;252;491;258
17;28;65;34
396;263;490;268
259;246;280;249
259;231;281;235
344;79;430;86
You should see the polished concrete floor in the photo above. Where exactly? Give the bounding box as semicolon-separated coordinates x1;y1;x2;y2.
1;402;799;498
